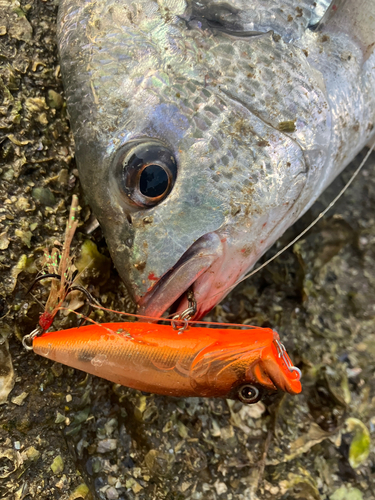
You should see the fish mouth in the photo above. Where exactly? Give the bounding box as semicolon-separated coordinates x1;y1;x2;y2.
138;232;224;319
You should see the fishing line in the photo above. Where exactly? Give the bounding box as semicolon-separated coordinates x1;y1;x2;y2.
202;142;375;304
26;144;374;335
35;296;261;330
82;303;261;330
28;284;262;336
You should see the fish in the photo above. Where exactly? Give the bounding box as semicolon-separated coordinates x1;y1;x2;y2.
57;0;375;319
32;322;302;401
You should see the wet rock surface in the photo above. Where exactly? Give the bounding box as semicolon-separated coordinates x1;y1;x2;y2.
0;1;375;499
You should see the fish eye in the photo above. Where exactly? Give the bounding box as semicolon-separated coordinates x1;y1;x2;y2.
237;384;261;404
118;141;177;208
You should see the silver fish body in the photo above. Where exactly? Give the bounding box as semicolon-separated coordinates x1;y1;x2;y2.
58;0;375;318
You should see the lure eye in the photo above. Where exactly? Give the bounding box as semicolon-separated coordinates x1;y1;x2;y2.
237;384;261;404
118;141;177;208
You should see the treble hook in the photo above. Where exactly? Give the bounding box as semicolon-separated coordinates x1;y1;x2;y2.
27;273;62;294
171;288;197;334
24;271;96;349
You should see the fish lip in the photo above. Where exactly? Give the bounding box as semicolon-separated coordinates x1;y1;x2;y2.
137;232;223;318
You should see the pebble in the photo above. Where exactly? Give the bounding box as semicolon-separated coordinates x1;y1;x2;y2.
55;474;67;489
47;89;63;109
239;401;266;420
52;362;63;377
15;197;30;211
177;421;189;439
97;439;117;453
104;418;118;437
131;481;143;494
214;481;228;495
22;446;40;462
25;97;48;113
55;412;65;424
210;418;221;437
32;187;56;206
220;425;234;440
0;231;10;250
181;482;192;492
106;486;119;500
11;391;28;406
51;455;64;474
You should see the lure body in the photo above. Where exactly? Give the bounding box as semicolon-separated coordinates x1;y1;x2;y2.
33;323;301;399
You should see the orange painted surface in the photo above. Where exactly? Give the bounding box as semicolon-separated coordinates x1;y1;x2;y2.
33;322;301;399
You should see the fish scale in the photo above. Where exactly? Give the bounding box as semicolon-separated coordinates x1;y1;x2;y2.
57;0;375;318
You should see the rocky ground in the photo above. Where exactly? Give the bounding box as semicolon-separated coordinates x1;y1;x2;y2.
0;1;374;499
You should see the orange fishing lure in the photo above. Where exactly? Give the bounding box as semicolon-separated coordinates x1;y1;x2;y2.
25;196;301;403
31;321;301;403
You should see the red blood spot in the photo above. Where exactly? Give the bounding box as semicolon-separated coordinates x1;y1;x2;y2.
148;272;159;281
39;311;54;331
332;4;337;11
221;238;227;243
241;248;246;253
262;222;267;228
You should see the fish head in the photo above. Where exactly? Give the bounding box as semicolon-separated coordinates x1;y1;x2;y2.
59;0;330;318
189;329;302;401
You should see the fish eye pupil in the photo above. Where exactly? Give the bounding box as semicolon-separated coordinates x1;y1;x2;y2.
139;164;169;198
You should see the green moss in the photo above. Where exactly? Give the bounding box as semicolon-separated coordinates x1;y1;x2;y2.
330;486;363;500
346;418;371;469
75;240;111;286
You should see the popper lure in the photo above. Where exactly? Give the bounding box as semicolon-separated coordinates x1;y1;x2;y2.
25;317;301;403
24;196;301;403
